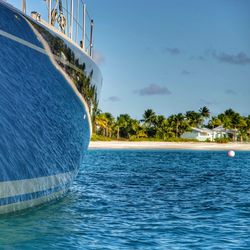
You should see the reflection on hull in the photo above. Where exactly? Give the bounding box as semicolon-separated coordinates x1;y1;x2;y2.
0;2;102;214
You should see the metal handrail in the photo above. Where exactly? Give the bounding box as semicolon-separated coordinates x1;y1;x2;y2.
20;0;94;58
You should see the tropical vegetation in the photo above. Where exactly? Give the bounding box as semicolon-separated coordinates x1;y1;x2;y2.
93;107;250;142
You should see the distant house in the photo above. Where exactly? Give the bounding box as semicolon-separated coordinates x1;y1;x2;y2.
181;128;214;141
181;126;238;142
212;126;228;140
212;125;238;141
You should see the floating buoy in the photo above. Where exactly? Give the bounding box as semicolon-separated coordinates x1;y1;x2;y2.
228;150;235;157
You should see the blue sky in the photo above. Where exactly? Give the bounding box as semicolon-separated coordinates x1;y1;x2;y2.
8;0;250;119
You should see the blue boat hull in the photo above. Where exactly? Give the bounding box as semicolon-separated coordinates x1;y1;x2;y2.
0;2;101;213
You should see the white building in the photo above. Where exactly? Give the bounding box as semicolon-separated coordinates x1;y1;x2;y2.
212;126;228;140
181;128;214;141
181;126;237;142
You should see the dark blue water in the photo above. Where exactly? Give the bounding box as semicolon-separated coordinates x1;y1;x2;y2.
1;150;250;249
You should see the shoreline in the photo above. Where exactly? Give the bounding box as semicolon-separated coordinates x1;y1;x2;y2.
89;141;250;151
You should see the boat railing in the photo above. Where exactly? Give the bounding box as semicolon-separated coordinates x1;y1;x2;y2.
19;0;94;58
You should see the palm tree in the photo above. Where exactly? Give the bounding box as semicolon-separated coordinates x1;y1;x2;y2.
237;117;248;142
246;116;250;141
217;109;242;141
186;111;203;128
224;108;237;117
142;109;156;126
168;113;189;137
103;112;115;137
199;106;210;126
128;119;146;139
115;114;132;139
95;113;108;136
155;116;174;140
199;106;210;119
142;109;157;137
231;113;242;141
208;116;222;129
218;114;230;129
135;127;147;139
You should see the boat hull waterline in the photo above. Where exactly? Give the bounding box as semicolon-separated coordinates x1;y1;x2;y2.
0;2;102;214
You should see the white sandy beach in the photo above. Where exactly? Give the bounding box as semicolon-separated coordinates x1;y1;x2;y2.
89;141;250;151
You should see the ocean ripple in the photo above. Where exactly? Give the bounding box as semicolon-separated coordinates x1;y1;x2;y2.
0;150;250;249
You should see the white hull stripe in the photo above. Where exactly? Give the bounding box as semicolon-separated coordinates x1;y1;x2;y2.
0;171;75;199
0;29;46;54
0;189;66;214
0;183;68;206
0;28;88;76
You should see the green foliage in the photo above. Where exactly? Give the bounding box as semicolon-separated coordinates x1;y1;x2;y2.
199;106;210;119
128;137;199;142
186;111;203;128
214;138;231;144
168;113;190;137
208;117;222;128
91;134;112;141
93;107;250;143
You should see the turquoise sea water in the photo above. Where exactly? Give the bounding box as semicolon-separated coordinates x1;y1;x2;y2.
1;150;250;249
